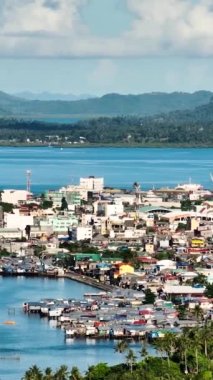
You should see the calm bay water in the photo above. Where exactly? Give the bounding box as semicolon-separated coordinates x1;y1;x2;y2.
0;277;143;380
0;146;212;193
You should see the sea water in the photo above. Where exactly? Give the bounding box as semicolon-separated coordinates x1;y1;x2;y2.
0;277;147;380
0;146;212;193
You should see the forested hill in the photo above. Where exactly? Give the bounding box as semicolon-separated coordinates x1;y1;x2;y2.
0;90;213;117
1;97;213;146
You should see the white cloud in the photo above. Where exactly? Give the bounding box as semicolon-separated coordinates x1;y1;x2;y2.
0;0;213;57
125;0;213;56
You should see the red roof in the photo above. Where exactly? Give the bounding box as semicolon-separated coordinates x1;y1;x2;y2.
138;257;157;264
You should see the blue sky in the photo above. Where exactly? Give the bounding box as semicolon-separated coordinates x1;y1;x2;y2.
0;0;213;95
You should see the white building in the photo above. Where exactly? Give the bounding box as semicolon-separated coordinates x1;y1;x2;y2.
72;226;93;241
0;228;23;240
80;176;104;192
1;190;31;205
4;210;34;231
105;203;124;217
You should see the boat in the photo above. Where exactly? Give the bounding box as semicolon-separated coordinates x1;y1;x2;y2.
3;320;16;325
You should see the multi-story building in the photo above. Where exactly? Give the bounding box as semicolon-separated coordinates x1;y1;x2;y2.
40;214;78;234
80;176;104;192
1;189;31;205
45;190;81;209
71;226;93;241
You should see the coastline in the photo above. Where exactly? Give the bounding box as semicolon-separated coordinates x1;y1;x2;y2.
1;142;213;148
0;271;115;292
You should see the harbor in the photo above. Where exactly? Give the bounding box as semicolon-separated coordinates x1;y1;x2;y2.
0;161;212;379
0;276;125;380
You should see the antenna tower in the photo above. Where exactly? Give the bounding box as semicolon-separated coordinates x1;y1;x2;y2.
26;170;31;192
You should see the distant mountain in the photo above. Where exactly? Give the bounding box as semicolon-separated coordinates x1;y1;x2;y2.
1;97;213;146
13;91;93;101
0;90;213;118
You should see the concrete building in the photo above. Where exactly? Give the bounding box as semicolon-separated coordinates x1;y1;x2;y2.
105;203;124;217
0;228;23;240
40;214;78;233
80;176;104;192
4;210;34;231
1;190;31;205
45;190;81;209
72;226;93;241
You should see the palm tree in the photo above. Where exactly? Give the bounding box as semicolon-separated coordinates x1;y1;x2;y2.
114;340;129;354
22;365;43;380
154;337;166;362
43;367;54;380
201;322;213;358
140;344;148;360
125;348;137;373
190;328;202;374
154;333;176;368
193;304;204;325
69;366;82;380
175;332;191;375
54;365;69;380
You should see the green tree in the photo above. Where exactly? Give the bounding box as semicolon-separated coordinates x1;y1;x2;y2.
125;349;137;373
85;363;110;380
144;289;156;304
205;283;213;298
54;365;69;380
181;199;194;211
193;274;208;287
114;340;129;354
61;197;68;211
69;366;82;380
0;201;14;213
175;332;191;375
193;305;204;325
22;365;43;380
43;367;54;380
41;200;53;209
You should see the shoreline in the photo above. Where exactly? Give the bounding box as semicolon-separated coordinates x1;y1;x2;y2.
1;143;213;148
0;271;115;292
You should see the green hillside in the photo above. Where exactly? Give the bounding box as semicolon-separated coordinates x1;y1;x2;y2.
0;90;212;117
1;97;213;146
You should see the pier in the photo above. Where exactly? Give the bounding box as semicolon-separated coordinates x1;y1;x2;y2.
63;271;115;292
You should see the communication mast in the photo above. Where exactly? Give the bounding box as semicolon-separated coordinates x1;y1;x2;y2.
133;181;141;207
26;170;32;192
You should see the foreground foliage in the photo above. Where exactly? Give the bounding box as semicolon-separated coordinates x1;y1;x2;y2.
22;324;213;380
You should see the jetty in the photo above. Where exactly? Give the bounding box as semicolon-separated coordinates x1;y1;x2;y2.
63;271;115;292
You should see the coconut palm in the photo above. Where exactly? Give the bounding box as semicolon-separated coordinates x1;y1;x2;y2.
22;365;43;380
201;322;213;358
125;348;137;373
114;340;129;354
139;343;148;360
190;328;202;374
54;365;69;380
193;304;204;325
43;367;54;380
69;366;82;380
175;332;191;375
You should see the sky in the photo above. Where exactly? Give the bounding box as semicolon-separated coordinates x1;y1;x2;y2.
0;0;213;95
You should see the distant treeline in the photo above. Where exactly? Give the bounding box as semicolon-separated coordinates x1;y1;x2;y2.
1;99;213;145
